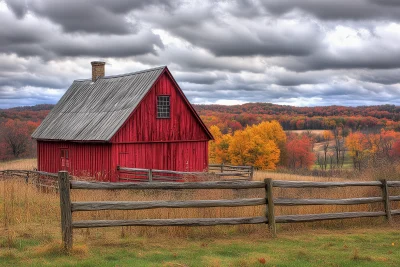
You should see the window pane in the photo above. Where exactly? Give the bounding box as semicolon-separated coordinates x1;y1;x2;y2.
157;95;170;118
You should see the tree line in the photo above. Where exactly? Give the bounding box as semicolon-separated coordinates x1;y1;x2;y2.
209;121;400;172
209;121;316;170
195;103;400;134
345;130;400;171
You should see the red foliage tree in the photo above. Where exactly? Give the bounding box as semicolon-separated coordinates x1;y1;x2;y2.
391;140;400;158
286;134;315;169
0;119;39;158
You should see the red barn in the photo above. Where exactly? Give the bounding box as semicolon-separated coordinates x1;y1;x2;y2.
32;62;213;181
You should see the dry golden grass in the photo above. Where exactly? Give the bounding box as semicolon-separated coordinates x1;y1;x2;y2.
285;130;326;135
0;158;399;244
253;170;345;182
0;158;36;171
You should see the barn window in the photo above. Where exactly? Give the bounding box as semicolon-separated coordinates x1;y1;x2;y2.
157;95;170;118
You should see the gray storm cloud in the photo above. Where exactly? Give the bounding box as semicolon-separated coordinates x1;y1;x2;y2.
0;0;399;109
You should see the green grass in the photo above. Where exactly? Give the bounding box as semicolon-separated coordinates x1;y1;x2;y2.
1;228;399;266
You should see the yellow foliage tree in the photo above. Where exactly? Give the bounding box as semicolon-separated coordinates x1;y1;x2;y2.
208;125;231;164
209;120;285;169
228;124;281;170
250;121;287;165
209;125;221;163
345;132;368;171
322;130;334;141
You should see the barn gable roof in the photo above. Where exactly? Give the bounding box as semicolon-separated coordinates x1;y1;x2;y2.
32;66;211;142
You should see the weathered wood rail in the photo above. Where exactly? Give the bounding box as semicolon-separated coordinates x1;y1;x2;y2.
53;172;399;252
0;169;58;178
117;164;254;182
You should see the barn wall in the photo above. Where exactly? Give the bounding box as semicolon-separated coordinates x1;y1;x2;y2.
111;141;208;182
37;141;112;181
111;72;209;143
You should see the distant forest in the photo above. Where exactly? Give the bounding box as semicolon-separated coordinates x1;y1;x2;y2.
0;104;54;122
1;103;400;134
195;103;400;133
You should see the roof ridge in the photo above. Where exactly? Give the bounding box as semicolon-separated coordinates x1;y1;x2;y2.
75;65;166;82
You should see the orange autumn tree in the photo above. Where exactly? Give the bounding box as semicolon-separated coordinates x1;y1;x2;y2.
344;129;400;170
345;132;369;171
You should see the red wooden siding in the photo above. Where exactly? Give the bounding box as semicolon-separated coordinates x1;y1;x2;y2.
111;141;208;182
37;141;112;181
111;72;209;143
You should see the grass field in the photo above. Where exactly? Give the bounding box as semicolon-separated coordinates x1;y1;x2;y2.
285;130;326;135
0;158;36;170
1;228;399;266
0;158;399;266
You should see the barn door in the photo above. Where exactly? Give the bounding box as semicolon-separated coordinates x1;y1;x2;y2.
60;148;70;171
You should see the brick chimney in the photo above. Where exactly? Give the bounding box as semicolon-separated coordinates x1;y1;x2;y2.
91;61;105;82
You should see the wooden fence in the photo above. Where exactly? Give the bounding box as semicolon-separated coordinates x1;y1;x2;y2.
59;171;267;251
117;167;206;182
1;170;398;251
208;164;254;180
0;169;59;190
56;171;400;252
117;164;254;182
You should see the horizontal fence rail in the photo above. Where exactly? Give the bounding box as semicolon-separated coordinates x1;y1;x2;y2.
0;169;58;178
274;197;384;206
71;198;266;212
55;172;400;252
72;217;268;229
388;181;400;187
71;180;265;190
275;211;387;223
272;180;382;188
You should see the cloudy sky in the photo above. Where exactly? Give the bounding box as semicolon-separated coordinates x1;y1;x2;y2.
1;0;400;109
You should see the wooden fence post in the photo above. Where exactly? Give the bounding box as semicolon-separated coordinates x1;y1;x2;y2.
380;179;392;224
221;163;224;173
265;178;276;237
148;169;153;182
58;171;72;252
249;166;254;181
